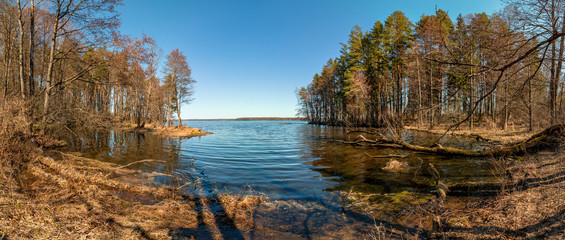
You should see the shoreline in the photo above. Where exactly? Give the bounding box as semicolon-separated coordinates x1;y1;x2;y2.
404;124;534;145
427;148;565;239
1;150;262;239
124;123;212;138
2;122;563;239
184;117;304;121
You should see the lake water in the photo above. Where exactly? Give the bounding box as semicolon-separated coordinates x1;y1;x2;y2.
63;120;502;237
67;120;495;202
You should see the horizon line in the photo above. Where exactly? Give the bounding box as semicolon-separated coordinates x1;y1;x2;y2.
181;117;304;121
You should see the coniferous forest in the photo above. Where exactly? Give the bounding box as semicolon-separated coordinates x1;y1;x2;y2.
298;1;565;131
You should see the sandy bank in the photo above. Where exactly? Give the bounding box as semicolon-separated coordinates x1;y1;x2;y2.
127;123;212;138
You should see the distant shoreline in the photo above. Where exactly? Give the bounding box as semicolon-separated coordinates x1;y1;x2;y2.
185;117;305;121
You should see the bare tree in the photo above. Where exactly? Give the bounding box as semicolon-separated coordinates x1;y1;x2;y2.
163;49;194;127
506;0;565;124
42;0;122;120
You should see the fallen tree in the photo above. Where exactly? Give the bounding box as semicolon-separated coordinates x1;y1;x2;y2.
343;125;565;157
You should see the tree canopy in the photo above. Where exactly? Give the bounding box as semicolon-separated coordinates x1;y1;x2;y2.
0;0;196;131
298;3;565;131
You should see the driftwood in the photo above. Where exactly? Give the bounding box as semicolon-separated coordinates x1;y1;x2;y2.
363;153;407;158
342;125;565;157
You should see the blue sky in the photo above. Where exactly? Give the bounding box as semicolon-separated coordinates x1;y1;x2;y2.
117;0;503;119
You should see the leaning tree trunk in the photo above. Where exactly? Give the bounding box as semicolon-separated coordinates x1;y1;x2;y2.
344;125;565;157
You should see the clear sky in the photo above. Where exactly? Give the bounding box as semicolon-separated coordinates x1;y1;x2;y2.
117;0;503;119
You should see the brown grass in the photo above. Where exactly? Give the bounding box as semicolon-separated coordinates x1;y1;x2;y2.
334;142;565;239
0;150;269;239
217;193;263;230
0;151;198;239
0;99;34;180
0;124;258;240
395;150;565;239
127;123;212;138
405;123;534;145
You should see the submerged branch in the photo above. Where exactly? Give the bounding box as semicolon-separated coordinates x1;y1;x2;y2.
363;152;407;158
116;159;166;169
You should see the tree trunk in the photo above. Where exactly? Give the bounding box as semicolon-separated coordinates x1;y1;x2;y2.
17;0;25;99
549;42;557;125
417;56;423;127
28;0;35;133
43;3;61;121
165;91;172;127
177;98;182;128
28;0;34;97
344;125;565;157
469;76;474;130
554;16;565;122
429;57;434;129
502;79;508;130
528;73;533;132
3;30;13;99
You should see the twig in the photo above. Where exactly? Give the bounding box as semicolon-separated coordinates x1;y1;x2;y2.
116;159;166;169
0;202;30;206
63;125;79;138
363;152;407;158
347;130;382;135
176;182;192;191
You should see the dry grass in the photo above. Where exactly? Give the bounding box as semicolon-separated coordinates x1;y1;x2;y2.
0;100;262;239
217;193;263;229
405;123;534;145
417;150;565;239
0;151;269;239
0;151;199;239
0;137;259;239
0;99;34;180
126;123;212;138
336;147;565;239
382;159;410;173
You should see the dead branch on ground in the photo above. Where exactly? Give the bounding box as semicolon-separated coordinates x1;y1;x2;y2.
342;125;565;157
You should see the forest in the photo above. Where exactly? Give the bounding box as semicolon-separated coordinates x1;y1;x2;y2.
0;0;194;135
298;0;565;131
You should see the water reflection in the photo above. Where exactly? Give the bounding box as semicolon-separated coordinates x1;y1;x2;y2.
298;125;497;196
62;122;499;202
64;129;199;188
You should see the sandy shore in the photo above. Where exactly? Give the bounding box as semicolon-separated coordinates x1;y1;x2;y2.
127;123;212;138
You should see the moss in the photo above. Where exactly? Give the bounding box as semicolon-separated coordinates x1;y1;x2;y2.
447;217;470;228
